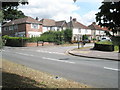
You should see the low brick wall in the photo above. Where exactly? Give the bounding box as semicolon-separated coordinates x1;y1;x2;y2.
25;42;54;47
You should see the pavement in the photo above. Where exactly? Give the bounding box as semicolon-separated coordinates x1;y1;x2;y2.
68;47;119;61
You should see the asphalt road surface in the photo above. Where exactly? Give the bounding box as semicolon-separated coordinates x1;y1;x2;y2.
1;44;119;88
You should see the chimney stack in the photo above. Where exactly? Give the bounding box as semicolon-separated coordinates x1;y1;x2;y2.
92;22;96;24
73;18;77;22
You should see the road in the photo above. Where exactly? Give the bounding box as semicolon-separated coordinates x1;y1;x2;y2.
2;43;119;88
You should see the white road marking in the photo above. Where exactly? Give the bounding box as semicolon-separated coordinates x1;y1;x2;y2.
42;57;75;64
104;67;119;71
15;52;34;56
37;50;64;55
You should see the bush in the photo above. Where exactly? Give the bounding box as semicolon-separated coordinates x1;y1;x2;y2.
95;41;119;51
2;36;29;47
94;43;114;51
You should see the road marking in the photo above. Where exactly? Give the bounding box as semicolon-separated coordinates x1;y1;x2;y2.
37;50;64;55
104;67;119;71
42;57;75;64
15;52;34;57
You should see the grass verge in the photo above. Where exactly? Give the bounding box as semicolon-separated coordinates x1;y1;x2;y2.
2;59;91;88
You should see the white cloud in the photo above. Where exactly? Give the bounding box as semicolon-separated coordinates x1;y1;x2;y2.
19;0;79;19
81;11;98;26
19;0;100;25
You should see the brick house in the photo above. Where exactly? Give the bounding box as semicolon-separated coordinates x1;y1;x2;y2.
2;16;42;37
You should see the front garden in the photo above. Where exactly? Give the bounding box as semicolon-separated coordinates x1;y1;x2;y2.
2;29;73;47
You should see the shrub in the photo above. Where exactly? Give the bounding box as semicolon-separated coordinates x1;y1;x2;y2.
95;41;119;51
2;36;29;47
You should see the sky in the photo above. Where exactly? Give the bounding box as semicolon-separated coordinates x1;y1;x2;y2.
18;0;104;26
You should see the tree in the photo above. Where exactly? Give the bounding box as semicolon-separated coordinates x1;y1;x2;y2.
96;1;120;53
64;29;72;43
96;1;120;35
2;0;28;21
0;10;3;22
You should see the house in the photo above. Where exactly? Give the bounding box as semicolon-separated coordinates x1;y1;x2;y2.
40;19;56;33
88;22;110;40
55;20;68;31
68;18;92;41
2;16;42;38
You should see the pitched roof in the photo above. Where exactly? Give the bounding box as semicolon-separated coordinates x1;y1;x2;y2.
55;20;67;27
68;20;89;29
88;22;109;31
88;23;102;30
40;19;55;26
3;16;42;26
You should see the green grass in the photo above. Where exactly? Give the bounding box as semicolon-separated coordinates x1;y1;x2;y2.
96;41;113;45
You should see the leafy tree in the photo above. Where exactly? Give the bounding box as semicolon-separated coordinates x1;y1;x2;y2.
96;1;120;35
2;0;28;21
64;29;72;43
96;1;120;52
82;35;88;40
0;10;3;22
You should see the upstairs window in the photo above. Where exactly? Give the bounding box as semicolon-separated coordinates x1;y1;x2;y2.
31;23;39;29
9;26;13;30
4;27;9;31
78;28;81;33
14;25;18;30
85;29;88;33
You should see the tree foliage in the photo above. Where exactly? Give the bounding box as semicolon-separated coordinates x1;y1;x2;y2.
64;29;72;43
96;1;120;34
0;10;3;22
2;0;28;21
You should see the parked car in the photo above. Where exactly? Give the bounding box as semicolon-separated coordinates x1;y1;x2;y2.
83;39;90;43
101;37;111;41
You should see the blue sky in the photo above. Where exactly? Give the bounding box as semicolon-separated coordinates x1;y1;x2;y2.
75;2;101;15
19;0;103;25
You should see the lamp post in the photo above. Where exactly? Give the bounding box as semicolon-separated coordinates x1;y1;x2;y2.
77;34;80;49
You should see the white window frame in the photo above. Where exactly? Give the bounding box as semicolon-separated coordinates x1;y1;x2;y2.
78;28;81;33
31;23;39;29
9;26;13;30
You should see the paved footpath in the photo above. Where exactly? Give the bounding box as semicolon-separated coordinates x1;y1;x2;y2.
68;47;119;61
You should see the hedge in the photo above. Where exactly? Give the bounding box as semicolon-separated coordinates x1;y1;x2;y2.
94;43;114;51
2;36;29;47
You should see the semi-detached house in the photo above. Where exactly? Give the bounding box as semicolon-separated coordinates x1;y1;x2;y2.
88;22;109;40
40;19;68;32
2;16;42;37
68;18;92;41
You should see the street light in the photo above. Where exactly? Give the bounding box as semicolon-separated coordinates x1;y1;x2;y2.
77;34;80;49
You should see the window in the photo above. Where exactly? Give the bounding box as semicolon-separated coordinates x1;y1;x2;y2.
78;28;81;33
14;25;18;30
4;27;8;31
85;30;88;33
9;26;13;30
31;23;39;29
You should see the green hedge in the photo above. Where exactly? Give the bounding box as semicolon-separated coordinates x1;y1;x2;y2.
2;36;29;47
95;41;119;51
94;43;114;51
